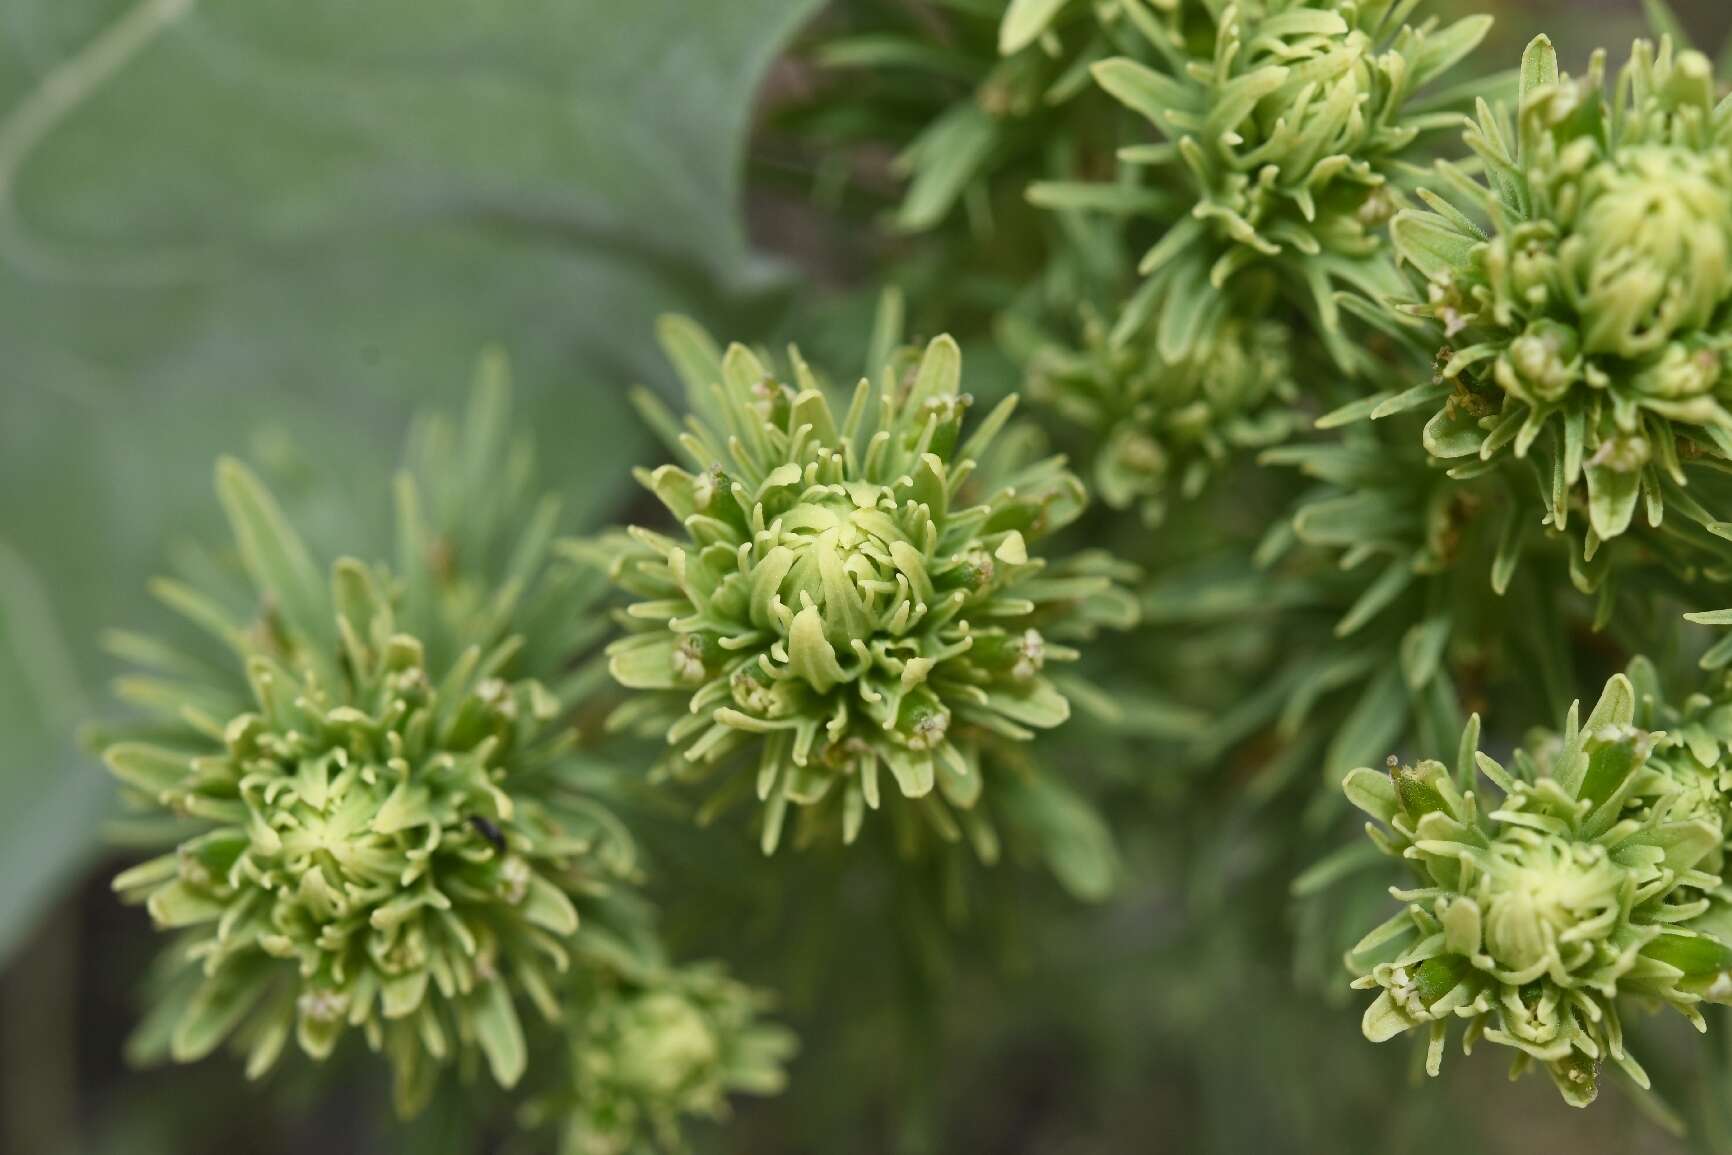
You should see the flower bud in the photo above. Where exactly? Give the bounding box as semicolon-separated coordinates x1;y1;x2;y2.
1496;320;1581;404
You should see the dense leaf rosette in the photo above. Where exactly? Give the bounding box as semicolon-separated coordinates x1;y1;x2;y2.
1341;674;1732;1106
607;320;1128;855
103;374;635;1113
1390;35;1732;547
529;962;795;1155
1041;0;1489;364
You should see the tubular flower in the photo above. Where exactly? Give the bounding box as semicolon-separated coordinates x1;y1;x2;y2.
1341;674;1732;1106
606;319;1129;856
532;963;796;1155
1390;36;1732;547
1030;304;1298;523
1045;0;1490;364
103;372;634;1114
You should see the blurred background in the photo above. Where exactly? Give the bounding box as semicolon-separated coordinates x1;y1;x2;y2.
3;1;1731;1153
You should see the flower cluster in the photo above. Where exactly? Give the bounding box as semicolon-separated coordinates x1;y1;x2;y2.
1391;35;1732;547
1045;0;1490;364
532;962;796;1155
1342;674;1732;1106
90;1;1732;1148
111;561;611;1100
1029;305;1298;524
606;319;1128;856
108;456;630;1112
100;372;673;1120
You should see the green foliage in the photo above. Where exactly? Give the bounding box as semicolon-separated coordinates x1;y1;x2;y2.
37;1;1732;1153
0;0;823;973
0;545;107;964
774;0;1732;1144
809;0;1141;235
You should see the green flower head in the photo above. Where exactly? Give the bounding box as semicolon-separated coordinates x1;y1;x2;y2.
1031;304;1298;524
1392;36;1732;546
537;963;795;1155
606;319;1129;856
103;368;633;1114
1047;0;1489;364
1341;674;1732;1106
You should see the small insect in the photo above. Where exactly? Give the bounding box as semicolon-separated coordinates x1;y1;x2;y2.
468;815;507;851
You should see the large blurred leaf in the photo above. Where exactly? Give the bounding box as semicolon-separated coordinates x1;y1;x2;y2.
0;543;107;964
0;0;820;964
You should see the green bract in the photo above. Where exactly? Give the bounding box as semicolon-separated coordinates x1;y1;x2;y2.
1391;35;1732;547
1045;0;1490;363
535;963;795;1155
103;372;635;1114
1030;305;1298;523
606;319;1125;856
1342;674;1732;1106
